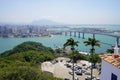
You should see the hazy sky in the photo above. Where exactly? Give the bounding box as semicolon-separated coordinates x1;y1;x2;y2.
0;0;120;24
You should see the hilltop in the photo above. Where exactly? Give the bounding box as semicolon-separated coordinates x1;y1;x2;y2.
0;41;54;57
0;41;61;80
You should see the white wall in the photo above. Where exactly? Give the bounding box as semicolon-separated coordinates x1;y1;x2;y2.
100;60;120;80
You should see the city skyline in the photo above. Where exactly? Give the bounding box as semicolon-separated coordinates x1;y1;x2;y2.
0;0;120;24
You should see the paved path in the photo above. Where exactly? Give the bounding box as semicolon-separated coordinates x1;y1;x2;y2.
54;61;71;79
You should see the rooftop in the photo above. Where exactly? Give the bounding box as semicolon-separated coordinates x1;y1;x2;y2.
100;54;120;69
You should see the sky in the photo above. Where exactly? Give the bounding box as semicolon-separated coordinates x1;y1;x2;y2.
0;0;120;24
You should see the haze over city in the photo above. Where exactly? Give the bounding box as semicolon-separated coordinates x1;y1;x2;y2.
0;0;120;24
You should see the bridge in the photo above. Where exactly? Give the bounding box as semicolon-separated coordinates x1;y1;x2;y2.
63;30;120;46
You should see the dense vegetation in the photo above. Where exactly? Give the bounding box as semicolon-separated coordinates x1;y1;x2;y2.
68;51;101;64
0;40;101;80
106;48;114;53
0;41;62;80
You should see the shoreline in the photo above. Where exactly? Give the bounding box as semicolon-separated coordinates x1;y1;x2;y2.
0;35;52;38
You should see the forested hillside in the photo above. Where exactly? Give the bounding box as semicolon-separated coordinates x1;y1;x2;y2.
0;41;61;80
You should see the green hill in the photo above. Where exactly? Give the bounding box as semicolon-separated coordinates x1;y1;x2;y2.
0;41;54;57
0;41;61;80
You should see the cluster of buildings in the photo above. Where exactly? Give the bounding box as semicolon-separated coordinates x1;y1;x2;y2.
0;25;51;37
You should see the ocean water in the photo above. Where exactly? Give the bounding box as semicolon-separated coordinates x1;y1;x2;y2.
0;25;120;54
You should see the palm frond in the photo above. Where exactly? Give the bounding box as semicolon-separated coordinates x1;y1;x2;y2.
63;38;79;50
84;37;100;47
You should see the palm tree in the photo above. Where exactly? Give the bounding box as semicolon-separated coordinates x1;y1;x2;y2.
84;37;100;80
64;38;78;80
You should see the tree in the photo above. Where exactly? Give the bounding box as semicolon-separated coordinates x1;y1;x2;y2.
106;48;114;53
68;51;87;63
84;37;100;80
90;53;101;66
63;38;78;80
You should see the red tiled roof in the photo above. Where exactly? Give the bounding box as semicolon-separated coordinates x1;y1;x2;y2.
100;54;120;69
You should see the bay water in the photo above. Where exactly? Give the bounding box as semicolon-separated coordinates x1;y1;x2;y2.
0;25;120;54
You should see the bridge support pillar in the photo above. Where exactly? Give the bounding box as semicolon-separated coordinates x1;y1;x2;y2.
83;32;85;39
93;34;95;38
74;32;76;37
65;32;67;36
116;37;119;45
78;32;80;38
70;32;72;36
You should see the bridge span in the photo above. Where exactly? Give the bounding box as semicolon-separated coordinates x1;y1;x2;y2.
63;30;120;46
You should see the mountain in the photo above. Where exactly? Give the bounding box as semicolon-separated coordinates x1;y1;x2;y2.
0;19;65;26
30;19;63;25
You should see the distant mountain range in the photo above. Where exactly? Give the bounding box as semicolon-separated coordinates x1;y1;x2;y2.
0;19;65;26
31;19;64;25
